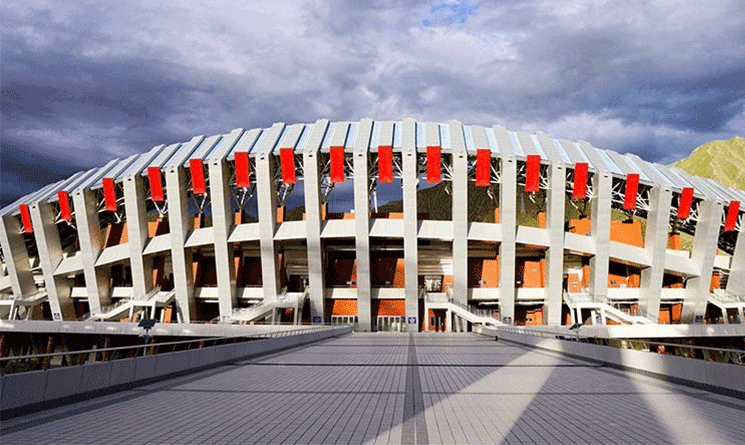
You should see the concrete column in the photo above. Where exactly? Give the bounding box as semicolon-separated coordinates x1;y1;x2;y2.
639;186;673;321
166;167;195;322
303;120;329;323
0;214;36;298
499;155;517;323
726;227;745;295
256;123;285;303
682;198;723;322
29;202;75;320
450;121;468;307
545;163;566;325
208;158;235;319
590;171;613;301
402;118;419;332
354;119;373;331
72;188;110;314
124;174;153;298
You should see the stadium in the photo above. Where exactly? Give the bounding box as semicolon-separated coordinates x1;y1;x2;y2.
1;118;744;332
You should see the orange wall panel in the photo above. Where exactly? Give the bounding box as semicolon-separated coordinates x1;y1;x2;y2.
610;220;644;247
569;217;591;235
328;299;358;317
374;299;405;316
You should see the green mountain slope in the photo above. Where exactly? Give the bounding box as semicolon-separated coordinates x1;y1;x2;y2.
672;136;745;190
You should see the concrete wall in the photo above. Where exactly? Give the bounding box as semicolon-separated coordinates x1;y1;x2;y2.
1;326;350;417
475;325;745;398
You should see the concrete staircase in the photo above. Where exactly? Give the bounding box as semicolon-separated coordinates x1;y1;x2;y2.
564;291;653;325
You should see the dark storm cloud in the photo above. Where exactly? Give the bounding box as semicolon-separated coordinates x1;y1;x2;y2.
2;0;745;206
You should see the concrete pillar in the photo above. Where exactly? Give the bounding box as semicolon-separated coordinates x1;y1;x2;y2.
208;158;236;319
72;188;110;314
682;198;723;322
726;227;745;295
402;118;419;332
0;214;36;298
590;171;613;301
354;119;373;331
450;121;468;307
256;123;285;304
499;155;517;323
545;163;566;325
29;202;75;320
639;186;673;321
165;166;195;322
303;120;329;323
124;174;153;299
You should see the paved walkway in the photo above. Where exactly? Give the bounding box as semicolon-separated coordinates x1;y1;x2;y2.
2;333;745;444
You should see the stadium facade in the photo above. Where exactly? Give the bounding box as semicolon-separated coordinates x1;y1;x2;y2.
1;118;744;332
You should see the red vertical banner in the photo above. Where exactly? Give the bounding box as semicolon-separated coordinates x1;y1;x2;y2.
234;151;250;188
19;204;33;233
476;149;491;187
102;177;117;211
330;146;345;183
624;173;639;210
280;147;296;184
725;200;740;231
189;159;206;194
426;146;441;183
572;162;588;200
378;145;393;183
677;187;694;219
58;191;72;221
148;167;164;202
525;154;541;192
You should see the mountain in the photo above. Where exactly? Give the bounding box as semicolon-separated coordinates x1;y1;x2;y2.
672;136;745;190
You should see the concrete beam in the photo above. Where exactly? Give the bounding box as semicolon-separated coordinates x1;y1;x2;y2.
450;120;468;307
682;198;723;322
353;119;373;331
166;167;195;322
545;163;566;325
208;158;236;319
499;155;516;323
639;186;673;321
590;171;613;301
402;118;419;332
72;188;110;314
124;174;153;299
0;214;36;298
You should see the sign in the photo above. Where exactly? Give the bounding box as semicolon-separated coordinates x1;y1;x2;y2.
407;316;417;325
53;313;61;320
312;316;322;324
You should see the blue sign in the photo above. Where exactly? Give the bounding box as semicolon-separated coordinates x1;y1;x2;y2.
312;316;322;324
407;317;417;324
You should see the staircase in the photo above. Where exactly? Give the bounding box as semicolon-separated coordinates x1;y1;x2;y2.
709;290;745;324
563;291;653;325
223;286;309;324
424;287;503;330
86;287;175;321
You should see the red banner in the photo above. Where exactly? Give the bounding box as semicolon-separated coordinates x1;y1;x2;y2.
148;167;164;202
525;154;541;192
476;149;491;187
58;191;72;221
19;204;33;233
234;151;250;188
427;146;441;183
624;174;639;210
677;187;694;219
572;163;588;200
725;201;740;231
378;145;393;183
102;177;117;211
330;146;345;183
280;147;296;184
189;159;206;194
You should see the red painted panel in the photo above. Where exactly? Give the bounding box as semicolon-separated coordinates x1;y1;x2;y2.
725;200;740;231
102;177;117;211
58;191;72;221
234;151;250;188
189;159;206;194
572;162;588;200
19;204;33;233
426;146;441;183
476;149;491;187
525;154;541;192
280;147;296;184
624;173;639;210
378;145;393;183
330;146;345;183
148;167;164;202
677;187;694;219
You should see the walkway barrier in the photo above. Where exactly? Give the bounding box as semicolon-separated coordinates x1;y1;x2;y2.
475;325;745;398
0;326;350;418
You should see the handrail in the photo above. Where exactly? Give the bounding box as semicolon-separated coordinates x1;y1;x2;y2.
0;325;342;374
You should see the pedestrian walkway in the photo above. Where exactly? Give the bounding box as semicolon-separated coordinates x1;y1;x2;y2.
2;333;745;444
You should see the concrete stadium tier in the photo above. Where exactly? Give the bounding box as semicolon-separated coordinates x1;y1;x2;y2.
1;119;744;331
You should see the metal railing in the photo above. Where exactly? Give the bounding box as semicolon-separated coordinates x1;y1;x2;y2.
492;325;745;366
0;326;337;375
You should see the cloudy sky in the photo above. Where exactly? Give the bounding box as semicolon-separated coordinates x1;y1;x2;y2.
2;0;744;206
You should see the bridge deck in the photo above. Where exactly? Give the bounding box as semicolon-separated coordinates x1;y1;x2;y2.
2;333;744;444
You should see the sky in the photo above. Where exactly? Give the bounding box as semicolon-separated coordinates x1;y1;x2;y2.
2;0;745;207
